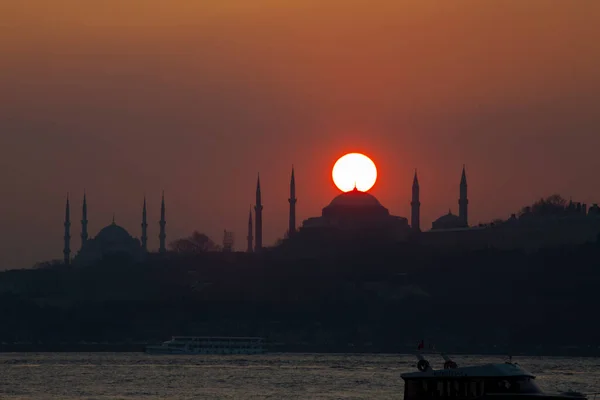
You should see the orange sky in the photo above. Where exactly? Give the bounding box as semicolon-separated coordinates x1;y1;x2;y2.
1;1;600;268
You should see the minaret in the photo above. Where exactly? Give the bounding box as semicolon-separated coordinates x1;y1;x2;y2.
141;196;148;252
254;174;263;252
459;165;469;226
63;193;71;265
80;191;88;250
288;166;297;238
159;191;166;253
247;207;253;253
411;169;421;232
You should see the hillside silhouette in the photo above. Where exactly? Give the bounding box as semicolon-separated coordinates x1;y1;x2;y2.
1;232;599;355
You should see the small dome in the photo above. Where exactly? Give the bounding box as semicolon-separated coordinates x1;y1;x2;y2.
433;211;461;225
95;223;133;243
432;210;466;230
327;188;383;208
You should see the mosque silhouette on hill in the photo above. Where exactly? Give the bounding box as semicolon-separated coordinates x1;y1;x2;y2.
245;166;472;252
245;165;600;252
61;165;600;265
62;192;167;266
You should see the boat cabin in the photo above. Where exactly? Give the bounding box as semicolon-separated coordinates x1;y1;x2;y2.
401;356;543;400
145;336;266;355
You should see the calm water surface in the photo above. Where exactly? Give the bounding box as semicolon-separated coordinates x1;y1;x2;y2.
0;353;599;399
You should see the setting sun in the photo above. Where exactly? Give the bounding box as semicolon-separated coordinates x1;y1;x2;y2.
332;153;377;192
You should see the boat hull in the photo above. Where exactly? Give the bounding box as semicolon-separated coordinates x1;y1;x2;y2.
483;395;586;400
145;346;265;355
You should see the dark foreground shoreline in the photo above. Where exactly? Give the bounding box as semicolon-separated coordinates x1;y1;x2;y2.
1;343;599;358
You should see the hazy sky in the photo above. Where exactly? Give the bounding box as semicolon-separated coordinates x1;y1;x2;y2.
1;1;599;269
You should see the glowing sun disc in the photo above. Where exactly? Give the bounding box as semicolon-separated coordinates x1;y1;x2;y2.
332;153;377;192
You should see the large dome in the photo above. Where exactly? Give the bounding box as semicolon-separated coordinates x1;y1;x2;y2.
322;188;390;220
95;223;133;243
74;222;143;267
300;186;409;236
327;188;383;208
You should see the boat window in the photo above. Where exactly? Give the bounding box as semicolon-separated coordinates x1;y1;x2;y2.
476;381;484;397
455;381;466;397
405;379;479;399
413;380;453;399
469;381;483;397
427;380;440;397
485;378;541;394
405;380;425;399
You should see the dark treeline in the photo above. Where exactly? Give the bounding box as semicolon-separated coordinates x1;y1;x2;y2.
1;236;600;355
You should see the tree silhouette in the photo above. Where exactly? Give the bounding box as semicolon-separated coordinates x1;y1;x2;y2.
521;194;567;216
169;231;220;254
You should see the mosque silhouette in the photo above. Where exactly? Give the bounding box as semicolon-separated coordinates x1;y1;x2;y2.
62;192;167;266
61;164;600;264
246;166;469;252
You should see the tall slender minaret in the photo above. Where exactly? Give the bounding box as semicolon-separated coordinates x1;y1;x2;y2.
81;191;88;250
254;175;263;252
63;193;71;265
288;166;296;238
141;196;148;252
159;191;166;253
247;207;253;253
411;169;421;232
459;165;469;226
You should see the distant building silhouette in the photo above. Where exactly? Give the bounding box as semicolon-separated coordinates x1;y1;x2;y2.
223;230;234;252
459;165;468;226
254;175;263;252
288;166;297;238
63;194;71;265
81;191;88;248
141;196;148;252
411;170;420;232
159;191;166;253
247;207;253;253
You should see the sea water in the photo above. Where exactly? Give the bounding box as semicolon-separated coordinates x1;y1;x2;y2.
1;353;598;399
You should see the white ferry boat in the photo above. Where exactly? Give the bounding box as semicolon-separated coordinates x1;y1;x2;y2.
401;352;588;400
145;336;266;355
